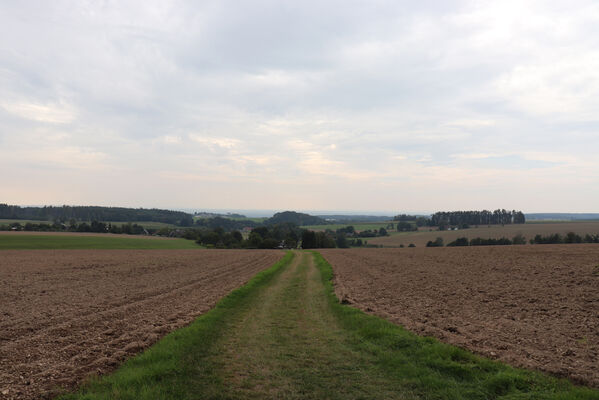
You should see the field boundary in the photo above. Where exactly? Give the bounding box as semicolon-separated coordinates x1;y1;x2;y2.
57;251;294;399
0;232;200;249
312;251;599;399
58;251;598;399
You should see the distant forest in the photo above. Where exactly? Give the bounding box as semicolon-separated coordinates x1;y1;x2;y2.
429;209;525;227
2;204;528;233
0;204;193;226
266;211;326;226
194;211;327;230
393;209;525;230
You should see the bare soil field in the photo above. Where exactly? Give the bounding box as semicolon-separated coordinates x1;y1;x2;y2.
0;249;283;399
370;221;599;247
320;245;599;387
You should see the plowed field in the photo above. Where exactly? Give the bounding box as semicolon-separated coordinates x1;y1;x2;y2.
369;221;599;248
0;249;283;399
320;245;599;387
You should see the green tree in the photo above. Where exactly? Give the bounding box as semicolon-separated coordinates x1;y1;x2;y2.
336;234;349;248
248;231;263;248
301;230;316;249
231;230;243;242
259;238;280;249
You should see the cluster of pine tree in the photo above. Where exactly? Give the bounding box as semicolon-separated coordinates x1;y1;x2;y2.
430;209;525;227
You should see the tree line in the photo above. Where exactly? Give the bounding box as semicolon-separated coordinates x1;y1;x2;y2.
1;211;358;249
1;220;149;235
189;223;304;249
189;223;378;249
0;204;193;226
424;232;599;247
430;209;525;227
393;214;429;227
393;210;525;231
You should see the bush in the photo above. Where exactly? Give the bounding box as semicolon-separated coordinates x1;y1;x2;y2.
426;237;444;247
565;232;582;244
470;237;512;246
512;233;526;245
336;235;349;248
532;233;562;244
447;237;469;247
259;238;280;249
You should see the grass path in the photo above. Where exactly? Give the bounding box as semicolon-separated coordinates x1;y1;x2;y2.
204;251;408;399
61;251;598;400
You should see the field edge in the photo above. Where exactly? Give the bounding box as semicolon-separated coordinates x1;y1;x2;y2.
312;251;599;400
56;251;294;400
56;250;598;399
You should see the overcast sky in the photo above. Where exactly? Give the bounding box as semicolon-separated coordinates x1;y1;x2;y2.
1;0;598;213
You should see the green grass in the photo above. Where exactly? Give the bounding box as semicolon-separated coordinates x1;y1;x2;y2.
0;234;200;250
192;216;268;224
104;221;177;229
303;221;396;231
0;218;53;225
226;216;268;223
57;251;598;399
0;219;178;229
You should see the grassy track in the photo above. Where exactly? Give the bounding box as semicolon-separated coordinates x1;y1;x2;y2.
0;234;199;249
204;251;408;399
60;251;598;399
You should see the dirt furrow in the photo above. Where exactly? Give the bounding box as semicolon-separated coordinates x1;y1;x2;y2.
321;245;599;387
0;249;284;400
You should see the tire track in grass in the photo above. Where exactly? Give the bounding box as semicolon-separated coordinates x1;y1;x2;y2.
210;251;410;399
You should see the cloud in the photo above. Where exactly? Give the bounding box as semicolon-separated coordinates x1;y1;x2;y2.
444;119;496;128
1;101;76;124
188;134;240;149
0;1;598;211
6;145;109;170
160;135;182;144
494;56;599;119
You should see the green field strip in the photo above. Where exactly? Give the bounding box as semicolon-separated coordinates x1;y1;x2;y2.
0;234;199;250
302;222;396;231
58;251;598;399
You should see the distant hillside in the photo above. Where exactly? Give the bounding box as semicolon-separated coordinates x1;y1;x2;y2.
266;211;327;226
0;204;193;226
526;213;599;221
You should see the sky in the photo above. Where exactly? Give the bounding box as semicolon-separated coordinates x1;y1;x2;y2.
1;0;598;213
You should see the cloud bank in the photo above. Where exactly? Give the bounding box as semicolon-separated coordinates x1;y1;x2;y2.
1;0;597;212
